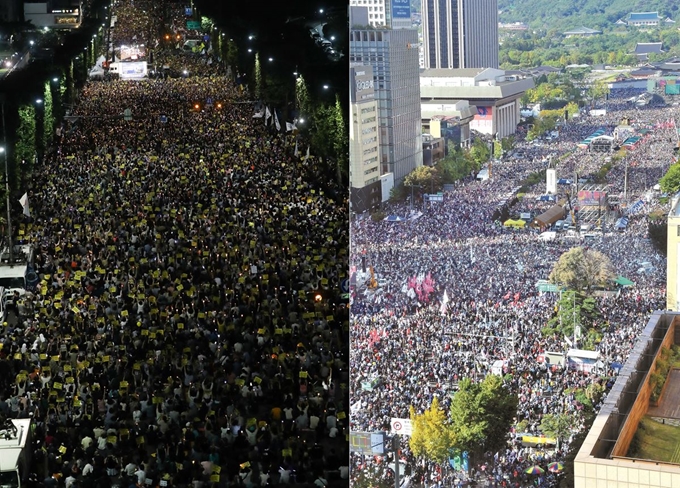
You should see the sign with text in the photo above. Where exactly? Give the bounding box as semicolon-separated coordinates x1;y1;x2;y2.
350;431;386;455
390;418;412;436
546;168;556;194
351;66;375;104
392;0;411;19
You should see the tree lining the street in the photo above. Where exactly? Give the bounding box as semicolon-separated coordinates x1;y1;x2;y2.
409;375;517;471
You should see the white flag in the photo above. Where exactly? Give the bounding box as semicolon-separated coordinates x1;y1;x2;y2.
440;289;449;315
253;107;264;118
286;122;295;132
305;146;310;162
274;110;281;131
19;193;29;217
294;141;299;157
265;106;271;123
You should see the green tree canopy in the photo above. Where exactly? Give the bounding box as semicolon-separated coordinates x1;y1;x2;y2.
546;290;600;345
435;143;482;183
409;397;454;464
588;79;610;101
403;165;442;192
295;75;313;118
449;376;518;464
469;138;491;166
549;246;615;293
660;162;680;195
540;413;572;449
253;52;262;99
13;104;36;188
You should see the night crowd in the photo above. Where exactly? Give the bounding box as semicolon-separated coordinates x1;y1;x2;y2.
0;1;349;487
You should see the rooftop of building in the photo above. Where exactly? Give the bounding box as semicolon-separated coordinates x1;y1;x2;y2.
574;312;680;487
635;42;664;54
420;67;488;78
563;26;602;35
627;12;663;21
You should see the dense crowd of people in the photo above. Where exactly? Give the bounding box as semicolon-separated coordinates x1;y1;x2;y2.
350;87;674;486
0;1;349;487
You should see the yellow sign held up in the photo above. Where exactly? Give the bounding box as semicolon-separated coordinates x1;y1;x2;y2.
521;435;557;445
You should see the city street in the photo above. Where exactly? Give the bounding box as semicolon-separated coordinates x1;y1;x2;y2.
350;89;674;486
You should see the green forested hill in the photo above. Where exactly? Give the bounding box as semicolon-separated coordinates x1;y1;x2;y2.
499;0;680;31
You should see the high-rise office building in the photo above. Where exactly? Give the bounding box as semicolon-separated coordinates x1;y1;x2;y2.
350;27;423;184
422;0;499;69
349;0;412;29
350;65;382;213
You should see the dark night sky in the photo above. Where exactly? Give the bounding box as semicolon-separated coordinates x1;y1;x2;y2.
194;0;347;107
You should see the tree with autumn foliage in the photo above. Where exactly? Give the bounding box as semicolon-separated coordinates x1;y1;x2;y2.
409;396;454;464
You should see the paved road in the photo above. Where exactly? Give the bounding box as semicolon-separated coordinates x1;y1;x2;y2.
0;49;31;80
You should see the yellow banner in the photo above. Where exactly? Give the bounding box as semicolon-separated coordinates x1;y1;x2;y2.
521;436;556;445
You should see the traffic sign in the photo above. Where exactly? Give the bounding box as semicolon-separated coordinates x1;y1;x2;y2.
159;115;167;123
391;418;412;435
340;278;349;294
206;97;213;107
123;108;132;121
390;418;412;436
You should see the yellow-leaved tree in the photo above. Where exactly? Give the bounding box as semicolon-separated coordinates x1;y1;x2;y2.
409;396;454;464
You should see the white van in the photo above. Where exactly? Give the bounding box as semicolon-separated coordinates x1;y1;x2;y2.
0;418;33;488
0;264;29;291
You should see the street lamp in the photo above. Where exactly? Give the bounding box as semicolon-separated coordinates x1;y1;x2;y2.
268;57;273;62
35;99;42;104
